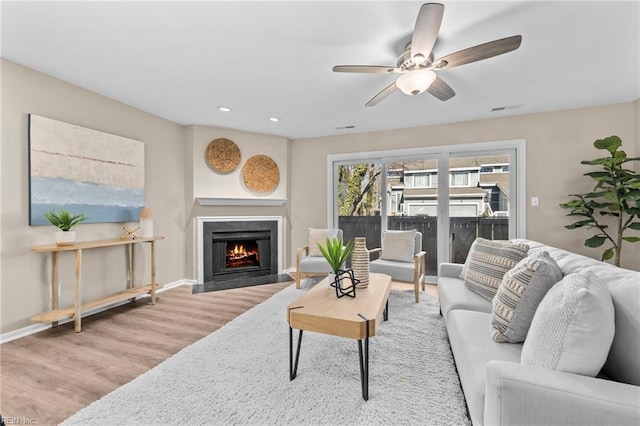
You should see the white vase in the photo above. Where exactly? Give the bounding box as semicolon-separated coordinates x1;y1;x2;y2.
140;207;154;238
352;237;370;288
55;230;76;246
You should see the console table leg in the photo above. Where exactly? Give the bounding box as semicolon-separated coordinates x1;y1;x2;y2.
51;252;59;327
130;244;135;289
150;241;157;304
74;249;82;333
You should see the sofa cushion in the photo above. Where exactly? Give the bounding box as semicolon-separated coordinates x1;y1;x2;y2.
381;230;416;263
521;270;615;377
438;276;492;325
447;310;523;426
308;228;338;257
491;251;563;343
463;238;529;301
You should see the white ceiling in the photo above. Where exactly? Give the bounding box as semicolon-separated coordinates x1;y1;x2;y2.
2;1;639;139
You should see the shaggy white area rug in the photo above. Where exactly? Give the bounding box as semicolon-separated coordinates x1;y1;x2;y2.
63;285;470;425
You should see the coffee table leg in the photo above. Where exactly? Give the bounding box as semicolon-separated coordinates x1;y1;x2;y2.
384;299;389;321
357;316;370;401
289;327;303;380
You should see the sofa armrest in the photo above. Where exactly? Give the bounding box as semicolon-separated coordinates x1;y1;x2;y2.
484;361;640;426
438;262;463;278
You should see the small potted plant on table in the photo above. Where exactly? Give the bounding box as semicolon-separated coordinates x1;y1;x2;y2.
317;237;358;298
44;209;88;245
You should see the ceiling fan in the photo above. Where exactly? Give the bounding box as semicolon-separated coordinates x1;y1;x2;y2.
333;3;522;106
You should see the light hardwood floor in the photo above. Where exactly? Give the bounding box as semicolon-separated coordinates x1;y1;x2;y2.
0;280;438;425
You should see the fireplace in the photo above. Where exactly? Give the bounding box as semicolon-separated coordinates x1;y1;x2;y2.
199;217;281;283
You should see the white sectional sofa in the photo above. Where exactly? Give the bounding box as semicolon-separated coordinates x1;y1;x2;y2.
438;239;640;426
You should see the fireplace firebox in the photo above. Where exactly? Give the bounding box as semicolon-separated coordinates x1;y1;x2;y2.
203;220;278;282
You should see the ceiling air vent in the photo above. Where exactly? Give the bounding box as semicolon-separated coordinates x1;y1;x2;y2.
491;104;522;112
335;125;356;130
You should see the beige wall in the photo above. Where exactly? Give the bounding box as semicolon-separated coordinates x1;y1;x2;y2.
1;56;637;335
0;59;186;333
289;102;639;271
182;125;290;279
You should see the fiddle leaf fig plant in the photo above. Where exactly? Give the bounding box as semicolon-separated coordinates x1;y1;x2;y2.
317;237;354;274
559;136;640;267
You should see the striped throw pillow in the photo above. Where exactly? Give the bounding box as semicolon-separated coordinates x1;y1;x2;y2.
463;238;529;301
491;251;563;343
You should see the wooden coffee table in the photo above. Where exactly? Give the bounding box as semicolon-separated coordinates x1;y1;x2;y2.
287;272;392;400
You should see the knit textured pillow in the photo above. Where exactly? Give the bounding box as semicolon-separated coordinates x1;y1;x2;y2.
381;230;416;263
308;228;338;257
521;270;615;377
463;238;529;301
491;251;563;343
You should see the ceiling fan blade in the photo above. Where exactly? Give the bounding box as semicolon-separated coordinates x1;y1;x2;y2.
434;35;522;69
333;65;400;74
365;82;398;107
411;3;445;62
427;77;455;101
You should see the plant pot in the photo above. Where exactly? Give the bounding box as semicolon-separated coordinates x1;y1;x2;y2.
55;230;76;246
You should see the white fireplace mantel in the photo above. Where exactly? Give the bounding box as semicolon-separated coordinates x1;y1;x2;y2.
196;197;286;206
196;216;284;283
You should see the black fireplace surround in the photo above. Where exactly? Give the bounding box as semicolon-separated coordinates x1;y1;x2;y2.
203;220;278;282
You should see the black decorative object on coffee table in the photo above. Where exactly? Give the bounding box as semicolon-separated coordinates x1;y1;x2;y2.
331;269;359;298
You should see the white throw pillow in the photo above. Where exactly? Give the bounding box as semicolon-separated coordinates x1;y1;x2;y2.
521;270;615;377
381;230;416;263
308;228;338;257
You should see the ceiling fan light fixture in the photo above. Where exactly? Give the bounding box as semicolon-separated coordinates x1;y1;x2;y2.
413;53;426;65
396;69;437;96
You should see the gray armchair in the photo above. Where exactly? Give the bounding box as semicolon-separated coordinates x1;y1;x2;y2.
295;228;344;289
369;230;426;302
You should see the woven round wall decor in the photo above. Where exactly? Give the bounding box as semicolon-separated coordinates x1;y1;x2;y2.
242;155;280;193
205;138;241;173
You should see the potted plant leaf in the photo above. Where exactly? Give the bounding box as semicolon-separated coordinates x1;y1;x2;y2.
317;237;357;297
44;209;88;245
560;135;640;267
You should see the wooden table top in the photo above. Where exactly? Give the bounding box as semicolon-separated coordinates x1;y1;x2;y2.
287;273;392;340
30;236;165;252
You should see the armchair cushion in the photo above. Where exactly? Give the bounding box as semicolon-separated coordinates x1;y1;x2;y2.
298;256;335;274
370;259;416;283
308;228;338;257
381;229;416;263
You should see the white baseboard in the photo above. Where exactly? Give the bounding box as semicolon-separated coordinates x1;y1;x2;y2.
0;278;197;344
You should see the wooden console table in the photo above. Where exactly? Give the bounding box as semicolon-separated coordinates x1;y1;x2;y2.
30;236;164;332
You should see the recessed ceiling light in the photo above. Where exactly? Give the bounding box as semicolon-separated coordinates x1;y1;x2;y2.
269;117;280;122
218;106;232;112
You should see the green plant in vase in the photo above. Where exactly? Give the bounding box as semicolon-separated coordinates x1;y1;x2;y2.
44;209;88;245
317;237;356;297
317;237;354;275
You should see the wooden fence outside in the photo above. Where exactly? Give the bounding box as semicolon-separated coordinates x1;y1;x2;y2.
338;216;509;275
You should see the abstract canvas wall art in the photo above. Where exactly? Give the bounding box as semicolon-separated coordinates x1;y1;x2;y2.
29;114;145;225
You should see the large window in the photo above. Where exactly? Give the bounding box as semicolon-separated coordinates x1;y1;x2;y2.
329;140;525;277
